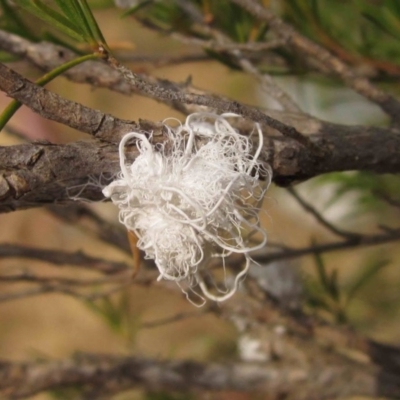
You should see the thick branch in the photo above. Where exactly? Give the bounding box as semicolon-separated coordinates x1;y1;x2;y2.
0;352;399;399
0;140;122;212
0;63;137;142
1;119;400;212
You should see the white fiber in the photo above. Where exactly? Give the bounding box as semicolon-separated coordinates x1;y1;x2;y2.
103;112;271;303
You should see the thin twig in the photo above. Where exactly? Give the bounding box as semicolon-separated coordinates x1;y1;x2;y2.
286;187;359;239
118;52;209;66
229;0;400;124
0;275;136;304
372;190;400;210
46;204;131;255
230;50;302;112
106;54;313;149
0;272;126;286
136;10;300;113
254;228;400;265
141;309;209;329
0;243;129;274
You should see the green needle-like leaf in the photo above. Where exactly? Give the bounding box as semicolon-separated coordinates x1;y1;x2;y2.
76;0;109;49
345;259;390;308
18;0;84;41
121;0;153;18
0;0;37;40
53;0;89;35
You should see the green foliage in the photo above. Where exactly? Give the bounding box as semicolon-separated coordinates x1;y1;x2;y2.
345;258;390;309
125;0;267;43
0;0;109;133
86;294;130;334
0;0;37;40
85;293;139;344
144;392;194;400
361;0;400;42
305;250;345;323
48;386;84;400
14;0;109;49
305;251;390;323
123;0;269;70
283;0;400;74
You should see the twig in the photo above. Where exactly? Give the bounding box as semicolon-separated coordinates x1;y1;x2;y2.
0;243;129;274
254;229;400;265
372;190;400;210
229;0;400;124
286;187;359;239
106;55;313;148
135;10;301;113
0;273;123;287
141;309;209;329
46;204;131;255
118;52;209;66
230;50;301;112
0;62;138;143
177;34;300;112
0;274;137;304
2;123;400;212
0;28;297;118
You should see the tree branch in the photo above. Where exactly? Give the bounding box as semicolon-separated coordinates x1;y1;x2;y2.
0;352;399;400
254;228;400;265
0;63;138;142
1;119;400;212
0;140;122;212
46;204;131;255
286;187;359;239
0;29;136;96
0;243;129;274
229;0;400;124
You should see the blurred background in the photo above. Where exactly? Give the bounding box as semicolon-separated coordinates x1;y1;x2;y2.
0;1;400;399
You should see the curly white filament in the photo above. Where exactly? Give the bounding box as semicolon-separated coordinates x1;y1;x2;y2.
103;112;271;303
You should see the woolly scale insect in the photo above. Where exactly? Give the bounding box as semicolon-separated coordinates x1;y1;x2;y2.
103;112;271;304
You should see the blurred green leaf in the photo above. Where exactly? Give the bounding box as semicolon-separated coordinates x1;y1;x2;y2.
0;0;37;40
49;387;84;400
345;258;390;308
76;0;108;46
283;0;400;75
16;0;109;49
313;250;330;292
313;172;400;221
130;0;266;43
121;0;154;18
86;295;129;335
144;391;194;400
17;0;85;41
0;51;18;62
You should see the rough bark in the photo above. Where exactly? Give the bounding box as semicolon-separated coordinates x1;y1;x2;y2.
1;121;399;212
0;352;399;400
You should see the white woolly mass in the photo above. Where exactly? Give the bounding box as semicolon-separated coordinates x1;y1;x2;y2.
103;112;270;303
